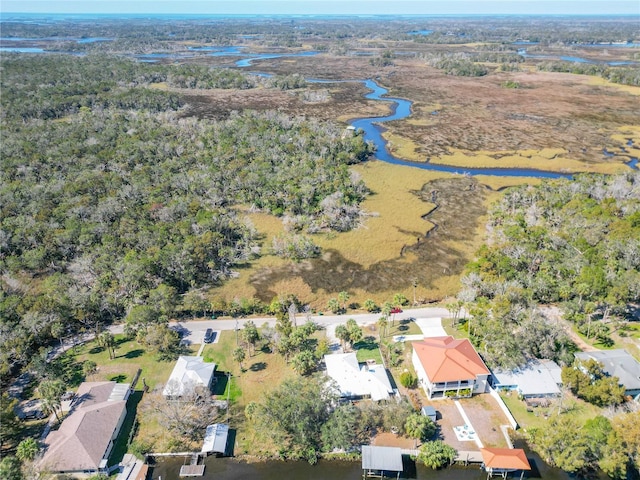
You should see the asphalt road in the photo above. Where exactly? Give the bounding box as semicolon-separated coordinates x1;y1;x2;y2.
108;306;450;344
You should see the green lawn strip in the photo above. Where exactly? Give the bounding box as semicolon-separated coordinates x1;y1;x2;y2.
108;390;144;467
354;337;383;364
202;330;237;372
386;319;422;338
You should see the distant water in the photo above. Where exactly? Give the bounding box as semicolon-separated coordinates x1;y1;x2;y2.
0;47;46;52
517;48;638;66
351;80;570;178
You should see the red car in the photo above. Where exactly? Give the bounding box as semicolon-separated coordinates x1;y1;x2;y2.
390;307;403;314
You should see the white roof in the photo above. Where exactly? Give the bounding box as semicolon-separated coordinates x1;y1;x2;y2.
324;353;393;401
202;423;229;454
162;356;216;397
493;359;562;397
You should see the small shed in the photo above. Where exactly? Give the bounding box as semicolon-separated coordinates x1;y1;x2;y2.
362;445;403;479
421;406;437;422
201;423;229;455
481;448;530;479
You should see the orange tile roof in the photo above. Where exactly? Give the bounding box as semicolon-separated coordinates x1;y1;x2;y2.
481;448;531;470
412;336;489;382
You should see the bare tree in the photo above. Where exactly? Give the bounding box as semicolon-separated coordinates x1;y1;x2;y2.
143;387;221;442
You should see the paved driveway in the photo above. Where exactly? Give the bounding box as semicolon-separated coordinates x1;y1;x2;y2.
414;317;447;337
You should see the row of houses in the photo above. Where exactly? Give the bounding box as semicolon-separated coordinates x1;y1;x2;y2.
39;334;640;476
326;335;640;402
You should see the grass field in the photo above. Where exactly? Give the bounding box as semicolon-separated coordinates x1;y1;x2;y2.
210;161;532;310
70;335;195;390
429;147;631;174
500;390;603;432
354;336;384;364
202;331;298;456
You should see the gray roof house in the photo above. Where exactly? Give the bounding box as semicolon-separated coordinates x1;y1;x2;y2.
492;359;563;398
40;381;130;474
575;350;640;397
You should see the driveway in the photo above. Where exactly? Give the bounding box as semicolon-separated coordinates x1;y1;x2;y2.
414;317;447;337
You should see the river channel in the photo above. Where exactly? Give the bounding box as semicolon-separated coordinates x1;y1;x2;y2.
149;443;578;480
2;42;637;177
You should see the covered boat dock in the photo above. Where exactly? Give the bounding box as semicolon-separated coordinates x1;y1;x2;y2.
362;445;404;479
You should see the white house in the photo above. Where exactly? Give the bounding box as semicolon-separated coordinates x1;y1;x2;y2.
40;381;130;475
162;356;216;398
412;336;490;400
324;352;394;401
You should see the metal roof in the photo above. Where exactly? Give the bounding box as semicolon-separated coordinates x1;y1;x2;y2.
492;360;562;397
202;423;229;454
575;350;640;392
361;445;403;472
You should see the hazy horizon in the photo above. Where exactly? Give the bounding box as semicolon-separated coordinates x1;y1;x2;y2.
1;1;638;16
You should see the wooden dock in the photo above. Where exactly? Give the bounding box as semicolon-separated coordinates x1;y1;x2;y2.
455;451;484;465
179;464;205;477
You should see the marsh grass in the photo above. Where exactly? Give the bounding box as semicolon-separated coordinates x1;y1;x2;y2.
210;163;536;308
430;147;630;174
382;131;424;161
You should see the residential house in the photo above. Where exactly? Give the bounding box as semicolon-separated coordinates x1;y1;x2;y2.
492;359;563;398
324;352;394;401
40;381;130;475
412;336;490;399
575;350;640;398
162;356;216;398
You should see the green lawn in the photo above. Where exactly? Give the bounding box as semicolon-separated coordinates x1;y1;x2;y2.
354;336;383;364
500;390;605;431
108;391;143;466
385;318;422;338
69;334;197;390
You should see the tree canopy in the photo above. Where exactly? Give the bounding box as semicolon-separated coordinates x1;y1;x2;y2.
0;54;372;380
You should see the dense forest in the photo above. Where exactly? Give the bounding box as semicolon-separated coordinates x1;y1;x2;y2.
460;172;640;368
2;16;638;49
0;54;372;380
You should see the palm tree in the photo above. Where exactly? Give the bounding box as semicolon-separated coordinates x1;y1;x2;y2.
39;379;65;422
382;302;393;325
338;291;350;312
98;331;116;359
233;347;246;371
335;324;351;351
377;317;388;341
16;438;39;461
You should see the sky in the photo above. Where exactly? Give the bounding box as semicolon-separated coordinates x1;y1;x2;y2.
1;0;639;16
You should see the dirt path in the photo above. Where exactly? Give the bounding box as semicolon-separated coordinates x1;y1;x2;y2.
539;305;599;352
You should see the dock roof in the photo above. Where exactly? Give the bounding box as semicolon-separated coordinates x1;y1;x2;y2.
202;423;229;454
481;448;530;471
361;445;403;472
